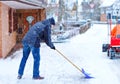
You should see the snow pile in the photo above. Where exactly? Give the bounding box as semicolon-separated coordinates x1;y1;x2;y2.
52;22;91;42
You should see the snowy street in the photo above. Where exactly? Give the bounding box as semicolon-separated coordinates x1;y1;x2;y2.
0;24;120;84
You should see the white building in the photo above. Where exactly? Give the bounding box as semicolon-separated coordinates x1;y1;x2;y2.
100;0;120;22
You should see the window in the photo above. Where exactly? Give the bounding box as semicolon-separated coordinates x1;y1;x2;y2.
8;8;17;33
9;8;12;33
13;11;18;31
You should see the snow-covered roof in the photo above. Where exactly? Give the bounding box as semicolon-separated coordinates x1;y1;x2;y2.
99;0;116;8
0;0;47;9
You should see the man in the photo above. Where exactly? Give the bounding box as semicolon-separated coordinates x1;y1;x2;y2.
111;20;120;38
17;17;56;80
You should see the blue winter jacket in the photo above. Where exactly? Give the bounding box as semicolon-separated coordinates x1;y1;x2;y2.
22;18;55;48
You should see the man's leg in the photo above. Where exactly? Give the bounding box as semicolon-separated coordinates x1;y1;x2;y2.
18;44;30;78
31;47;40;78
31;47;44;79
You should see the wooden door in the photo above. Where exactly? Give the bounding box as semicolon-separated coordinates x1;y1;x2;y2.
22;13;37;36
16;9;46;42
17;13;38;42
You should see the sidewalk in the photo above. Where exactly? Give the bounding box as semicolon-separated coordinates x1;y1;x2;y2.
7;43;23;58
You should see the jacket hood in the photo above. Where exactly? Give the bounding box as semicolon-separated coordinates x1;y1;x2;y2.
41;17;55;26
49;17;55;25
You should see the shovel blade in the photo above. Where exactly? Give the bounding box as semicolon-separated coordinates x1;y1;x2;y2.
82;68;94;79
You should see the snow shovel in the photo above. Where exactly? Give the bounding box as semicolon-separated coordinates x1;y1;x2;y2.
55;49;93;79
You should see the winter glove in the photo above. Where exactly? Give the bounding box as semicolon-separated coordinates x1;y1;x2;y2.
51;46;56;50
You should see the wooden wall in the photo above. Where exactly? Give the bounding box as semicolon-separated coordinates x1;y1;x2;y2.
0;2;16;58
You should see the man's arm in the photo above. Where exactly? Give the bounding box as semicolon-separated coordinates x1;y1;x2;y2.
44;26;55;49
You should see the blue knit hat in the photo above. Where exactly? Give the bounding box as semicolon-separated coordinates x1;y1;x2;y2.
117;20;120;24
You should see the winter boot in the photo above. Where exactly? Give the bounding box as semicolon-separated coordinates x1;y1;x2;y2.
17;75;22;79
33;76;44;80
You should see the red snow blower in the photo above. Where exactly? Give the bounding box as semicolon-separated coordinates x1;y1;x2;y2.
102;13;120;59
55;49;93;78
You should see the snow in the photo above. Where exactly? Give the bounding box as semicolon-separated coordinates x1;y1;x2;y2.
99;0;116;8
0;24;120;84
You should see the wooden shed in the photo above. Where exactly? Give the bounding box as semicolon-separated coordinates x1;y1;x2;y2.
0;0;46;58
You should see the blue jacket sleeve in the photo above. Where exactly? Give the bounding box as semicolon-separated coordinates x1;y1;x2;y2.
44;26;54;48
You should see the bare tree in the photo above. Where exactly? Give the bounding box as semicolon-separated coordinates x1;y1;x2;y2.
58;0;65;21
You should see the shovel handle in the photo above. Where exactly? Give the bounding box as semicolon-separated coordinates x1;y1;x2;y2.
55;49;82;73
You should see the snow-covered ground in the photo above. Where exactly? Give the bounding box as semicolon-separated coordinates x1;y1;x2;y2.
0;24;120;84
